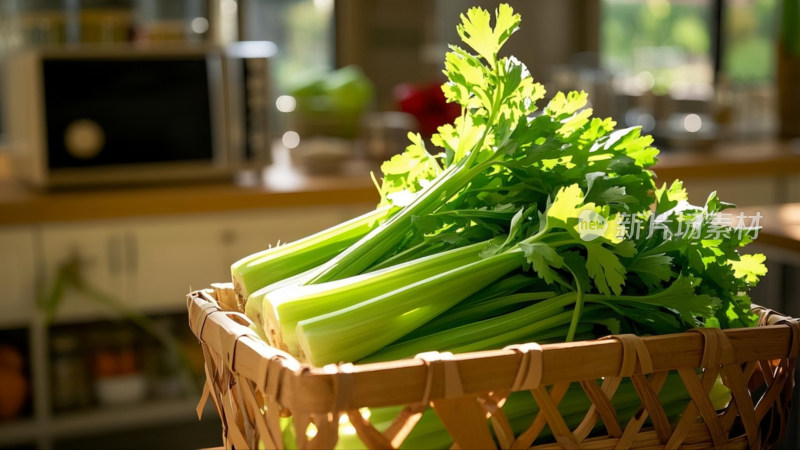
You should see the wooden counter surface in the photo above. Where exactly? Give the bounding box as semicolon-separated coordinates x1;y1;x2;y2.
0;172;380;226
1;139;798;226
733;203;800;255
654;139;800;182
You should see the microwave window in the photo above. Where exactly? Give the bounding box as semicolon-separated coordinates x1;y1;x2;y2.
42;58;214;169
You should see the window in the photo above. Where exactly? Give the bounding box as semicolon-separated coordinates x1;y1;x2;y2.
601;0;779;140
602;0;713;97
239;0;334;95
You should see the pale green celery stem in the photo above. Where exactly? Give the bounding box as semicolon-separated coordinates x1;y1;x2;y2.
306;158;483;284
245;266;321;347
296;251;524;366
369;238;450;272
397;274;547;343
358;292;578;363
264;240;491;355
231;207;392;300
407;291;557;339
450;307;601;354
565;263;587;342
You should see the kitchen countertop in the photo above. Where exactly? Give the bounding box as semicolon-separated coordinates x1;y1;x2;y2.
733;203;800;255
1;139;798;226
0;146;380;225
654;139;800;181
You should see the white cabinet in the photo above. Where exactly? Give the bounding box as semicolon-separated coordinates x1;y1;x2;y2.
0;227;37;326
36;204;375;320
39;222;130;322
128;218;231;313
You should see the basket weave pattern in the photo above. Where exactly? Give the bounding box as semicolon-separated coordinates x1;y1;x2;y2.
187;284;800;449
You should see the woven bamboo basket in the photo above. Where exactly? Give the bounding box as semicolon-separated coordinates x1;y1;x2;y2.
187;283;800;449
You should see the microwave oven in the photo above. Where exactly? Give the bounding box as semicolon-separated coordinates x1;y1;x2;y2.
2;42;276;188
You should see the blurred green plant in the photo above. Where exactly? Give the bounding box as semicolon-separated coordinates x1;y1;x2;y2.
784;0;800;56
38;254;199;397
601;0;712;92
602;0;777;87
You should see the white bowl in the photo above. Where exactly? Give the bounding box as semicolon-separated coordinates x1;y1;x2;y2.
95;373;148;406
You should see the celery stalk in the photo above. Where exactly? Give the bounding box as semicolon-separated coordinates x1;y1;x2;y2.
407;290;557;338
305;159;483;284
360;296;582;363
244;267;320;346
259;240;492;354
296;251;523;366
231;207;392;301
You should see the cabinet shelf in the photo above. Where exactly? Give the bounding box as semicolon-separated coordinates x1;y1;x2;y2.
50;397;204;440
0;418;38;447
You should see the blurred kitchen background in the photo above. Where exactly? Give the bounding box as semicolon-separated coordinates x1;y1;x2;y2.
0;0;799;449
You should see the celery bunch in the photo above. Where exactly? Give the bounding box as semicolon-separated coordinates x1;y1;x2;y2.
228;4;765;447
233;2;765;365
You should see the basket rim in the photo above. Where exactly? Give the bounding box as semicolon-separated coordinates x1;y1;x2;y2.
187;284;800;414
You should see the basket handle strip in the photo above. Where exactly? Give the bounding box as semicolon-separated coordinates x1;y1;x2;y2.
329;362;355;413
529;384;581;449
266;397;286;450
291;412;341;450
695;328;758;446
718;360;758;433
614;370;669;450
478;391;515;449
189;294;221;341
415;352;497;449
309;413;341;450
667;327;735;449
196;381;212;420
510;382;570;449
292;413;311;449
345;404;438;450
219;371;249;450
383;403;427;447
431;396;498;450
256;354;285;407
776;318;800;358
754;358;793;421
337;364;426;449
199;309;261;371
504;343;544;391
771;358;796;447
601;334;655;377
630;373;672;444
574;334;654;441
575;379;622;440
199;346;226;424
720;362;759;448
233;377;257;446
498;344;546;448
242;379;284;450
416;351;464;404
345;408;395;449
